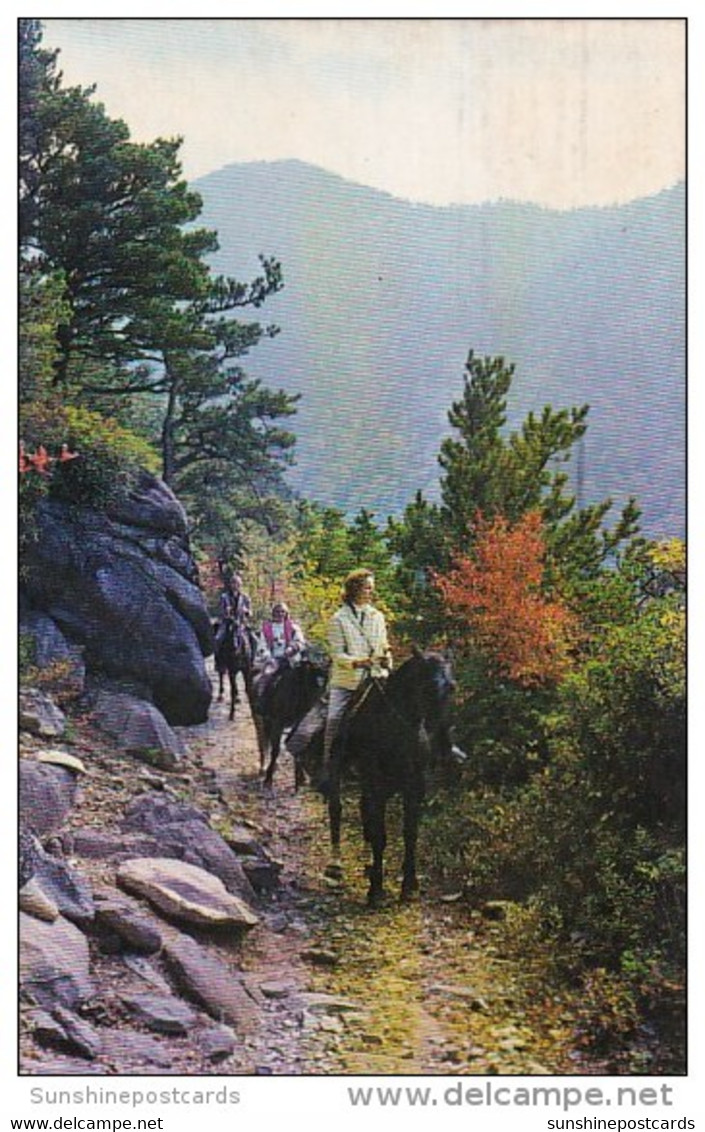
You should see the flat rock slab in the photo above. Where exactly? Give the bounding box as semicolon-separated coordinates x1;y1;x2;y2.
20;913;94;1011
95;900;163;954
120;992;197;1034
116;858;259;929
163;933;261;1034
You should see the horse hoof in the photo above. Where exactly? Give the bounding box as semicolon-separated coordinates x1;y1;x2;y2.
324;862;343;881
366;889;384;910
400;885;419;904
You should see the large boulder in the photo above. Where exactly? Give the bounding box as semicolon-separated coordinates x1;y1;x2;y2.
20;471;213;725
89;691;186;769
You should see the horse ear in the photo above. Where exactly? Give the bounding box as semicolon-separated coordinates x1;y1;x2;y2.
411;643;423;658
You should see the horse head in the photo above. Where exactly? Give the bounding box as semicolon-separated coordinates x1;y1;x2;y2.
404;647;458;765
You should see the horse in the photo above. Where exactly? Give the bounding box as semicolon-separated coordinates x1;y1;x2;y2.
252;653;329;785
301;647;457;908
213;616;256;721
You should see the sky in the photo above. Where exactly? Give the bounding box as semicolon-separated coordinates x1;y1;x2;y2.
39;16;685;210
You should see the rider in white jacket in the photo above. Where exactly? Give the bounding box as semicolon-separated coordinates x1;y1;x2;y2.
322;568;392;774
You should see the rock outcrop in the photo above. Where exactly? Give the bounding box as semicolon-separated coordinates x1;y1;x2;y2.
20;469;213;725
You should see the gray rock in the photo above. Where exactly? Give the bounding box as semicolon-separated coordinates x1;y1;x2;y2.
95;900;163;954
90;692;185;769
295;993;362;1015
19;826;39;888
52;1005;103;1060
241;857;282;891
122;794;208;834
29;1056;105;1076
198;1025;237;1062
19;689;66;738
32;846;94;926
72;829;162;861
19;877;60;923
120;955;173;994
163;933;261;1033
20;913;94;1010
100;1029;173;1070
20;760;79;837
225;825;263;855
28;1009;68;1050
19;612;85;685
21;472;213;725
120;992;196;1034
116;858;259;928
122;796;257;904
259;980;296;1000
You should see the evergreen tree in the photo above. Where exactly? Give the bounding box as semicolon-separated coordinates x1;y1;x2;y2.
19;20;298;550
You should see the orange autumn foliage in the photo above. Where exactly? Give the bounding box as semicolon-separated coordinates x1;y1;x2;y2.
435;510;577;686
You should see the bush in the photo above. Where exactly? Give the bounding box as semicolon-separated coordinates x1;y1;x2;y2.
20;398;160;513
560;600;685;832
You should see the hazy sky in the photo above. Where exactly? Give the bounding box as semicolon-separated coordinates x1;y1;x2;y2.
41;17;685;209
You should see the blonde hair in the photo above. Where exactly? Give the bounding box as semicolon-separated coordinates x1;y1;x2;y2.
343;568;374;604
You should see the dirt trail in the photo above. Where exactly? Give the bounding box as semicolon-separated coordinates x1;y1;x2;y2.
185;683;587;1076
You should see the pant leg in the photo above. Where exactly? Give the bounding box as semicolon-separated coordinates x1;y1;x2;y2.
323;686;354;764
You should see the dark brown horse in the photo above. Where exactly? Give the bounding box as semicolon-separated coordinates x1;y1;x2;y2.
213;616;256;721
302;648;458;907
253;654;329;785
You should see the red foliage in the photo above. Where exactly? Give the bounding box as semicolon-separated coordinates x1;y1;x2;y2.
20;441;78;475
435;510;577;686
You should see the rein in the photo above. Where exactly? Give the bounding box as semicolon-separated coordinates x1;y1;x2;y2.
365;670;445;745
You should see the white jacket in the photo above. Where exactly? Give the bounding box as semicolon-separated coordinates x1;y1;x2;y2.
328;603;392;690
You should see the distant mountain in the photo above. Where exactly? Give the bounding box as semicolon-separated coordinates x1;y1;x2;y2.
195;160;685;537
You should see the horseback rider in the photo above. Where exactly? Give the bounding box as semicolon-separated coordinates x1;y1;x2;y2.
261;601;306;662
320;568;392;786
215;572;253;651
254;601;306;701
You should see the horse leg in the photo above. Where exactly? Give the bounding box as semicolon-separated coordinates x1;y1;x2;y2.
264;725;282;786
217;668;224;702
362;792;387;908
253;713;268;774
294;754;305;792
400;790;422;902
325;761;344;881
228;668;237;721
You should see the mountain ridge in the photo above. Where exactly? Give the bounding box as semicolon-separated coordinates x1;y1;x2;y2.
199;157;683;215
195;161;685;536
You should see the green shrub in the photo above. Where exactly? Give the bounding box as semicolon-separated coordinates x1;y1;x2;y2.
20;399;160;514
